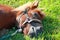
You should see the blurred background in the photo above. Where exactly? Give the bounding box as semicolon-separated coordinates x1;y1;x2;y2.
0;0;60;40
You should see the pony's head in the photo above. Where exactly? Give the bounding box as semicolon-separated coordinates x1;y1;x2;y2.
22;8;44;37
12;1;45;37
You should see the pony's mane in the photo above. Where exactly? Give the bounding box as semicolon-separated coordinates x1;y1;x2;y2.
12;1;38;12
0;4;13;13
12;2;32;11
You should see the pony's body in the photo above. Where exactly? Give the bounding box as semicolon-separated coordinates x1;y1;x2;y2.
0;5;16;29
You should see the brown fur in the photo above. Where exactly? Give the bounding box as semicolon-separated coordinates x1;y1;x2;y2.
0;4;17;29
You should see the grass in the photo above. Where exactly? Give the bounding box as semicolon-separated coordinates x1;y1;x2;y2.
0;0;60;40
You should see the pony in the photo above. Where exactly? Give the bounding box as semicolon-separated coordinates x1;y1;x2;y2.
0;1;45;37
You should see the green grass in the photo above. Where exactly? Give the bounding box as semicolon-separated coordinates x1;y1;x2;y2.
0;0;60;40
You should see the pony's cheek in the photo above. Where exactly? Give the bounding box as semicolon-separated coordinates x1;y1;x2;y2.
23;28;28;35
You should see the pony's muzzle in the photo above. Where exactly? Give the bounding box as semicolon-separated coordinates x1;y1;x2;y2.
28;25;43;38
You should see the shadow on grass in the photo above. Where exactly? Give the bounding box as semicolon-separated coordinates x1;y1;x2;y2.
6;33;26;40
38;16;60;40
3;29;26;40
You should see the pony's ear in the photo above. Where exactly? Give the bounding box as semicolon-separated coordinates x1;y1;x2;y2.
33;1;39;7
30;1;39;9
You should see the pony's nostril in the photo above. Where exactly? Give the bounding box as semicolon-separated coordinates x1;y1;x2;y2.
36;27;43;34
29;33;35;38
32;27;34;31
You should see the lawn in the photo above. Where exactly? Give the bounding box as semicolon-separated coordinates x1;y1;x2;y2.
0;0;60;40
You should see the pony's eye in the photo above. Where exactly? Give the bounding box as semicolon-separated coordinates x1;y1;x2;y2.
32;12;40;19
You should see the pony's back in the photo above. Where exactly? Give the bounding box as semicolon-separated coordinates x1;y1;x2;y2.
0;5;16;29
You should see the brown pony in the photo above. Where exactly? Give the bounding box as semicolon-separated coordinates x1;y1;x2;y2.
0;1;45;37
